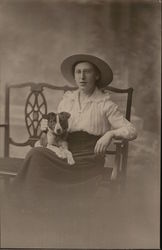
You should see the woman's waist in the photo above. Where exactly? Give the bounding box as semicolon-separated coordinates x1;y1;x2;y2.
67;131;101;141
67;131;100;154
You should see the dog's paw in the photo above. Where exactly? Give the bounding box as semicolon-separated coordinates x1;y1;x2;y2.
47;144;53;151
34;141;42;147
62;149;75;165
66;151;75;165
67;157;75;165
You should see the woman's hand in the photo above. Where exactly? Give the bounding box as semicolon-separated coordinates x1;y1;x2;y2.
94;131;114;155
40;118;48;131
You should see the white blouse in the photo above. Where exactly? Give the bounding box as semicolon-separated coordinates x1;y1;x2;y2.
57;87;137;140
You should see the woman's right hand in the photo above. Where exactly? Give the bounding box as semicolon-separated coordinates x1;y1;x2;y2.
40;118;48;131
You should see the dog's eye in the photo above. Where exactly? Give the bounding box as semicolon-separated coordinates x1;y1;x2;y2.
59;119;68;130
59;112;70;121
49;119;56;125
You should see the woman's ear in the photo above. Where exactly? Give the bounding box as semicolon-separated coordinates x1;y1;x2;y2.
95;74;100;80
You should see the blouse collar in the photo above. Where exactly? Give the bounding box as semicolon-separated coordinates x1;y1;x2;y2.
72;87;110;104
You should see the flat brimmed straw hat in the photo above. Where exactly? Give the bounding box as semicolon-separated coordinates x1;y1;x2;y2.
61;54;113;88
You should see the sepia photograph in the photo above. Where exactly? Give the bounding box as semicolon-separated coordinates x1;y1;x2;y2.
0;0;161;249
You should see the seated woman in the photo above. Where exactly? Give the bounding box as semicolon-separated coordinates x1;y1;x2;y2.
9;54;137;209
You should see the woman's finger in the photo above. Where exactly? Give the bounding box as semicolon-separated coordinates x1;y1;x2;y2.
95;142;105;155
97;144;103;154
98;145;106;155
94;145;98;154
98;145;104;154
94;142;100;154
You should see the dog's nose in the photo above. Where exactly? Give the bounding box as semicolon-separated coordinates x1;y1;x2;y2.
56;128;61;134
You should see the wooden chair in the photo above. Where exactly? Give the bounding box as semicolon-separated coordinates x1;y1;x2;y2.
0;82;133;190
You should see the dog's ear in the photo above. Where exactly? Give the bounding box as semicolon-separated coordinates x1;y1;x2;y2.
42;114;48;119
42;112;56;120
59;112;71;120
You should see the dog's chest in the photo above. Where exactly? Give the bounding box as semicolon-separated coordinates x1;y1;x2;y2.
47;132;63;147
47;132;55;145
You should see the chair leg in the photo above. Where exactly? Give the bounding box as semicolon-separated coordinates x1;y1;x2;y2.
110;144;121;181
120;143;129;190
0;176;14;193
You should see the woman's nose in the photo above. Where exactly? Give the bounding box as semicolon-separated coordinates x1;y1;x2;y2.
80;71;85;79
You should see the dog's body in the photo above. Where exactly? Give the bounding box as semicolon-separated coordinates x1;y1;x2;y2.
35;112;75;165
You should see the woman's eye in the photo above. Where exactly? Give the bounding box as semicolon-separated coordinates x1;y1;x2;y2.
75;70;90;74
85;70;92;74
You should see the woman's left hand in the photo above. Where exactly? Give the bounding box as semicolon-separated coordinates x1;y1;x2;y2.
94;132;114;155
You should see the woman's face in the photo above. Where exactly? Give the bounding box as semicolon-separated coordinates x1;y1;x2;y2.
74;62;99;94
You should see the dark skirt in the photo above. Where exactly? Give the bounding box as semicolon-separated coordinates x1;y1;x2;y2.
14;131;104;183
7;132;105;211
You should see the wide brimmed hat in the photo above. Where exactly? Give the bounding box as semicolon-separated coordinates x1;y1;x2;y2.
61;54;113;88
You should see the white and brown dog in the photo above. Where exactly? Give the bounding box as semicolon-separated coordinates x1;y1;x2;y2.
35;112;75;165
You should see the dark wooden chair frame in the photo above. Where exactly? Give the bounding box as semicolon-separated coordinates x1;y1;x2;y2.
0;82;133;189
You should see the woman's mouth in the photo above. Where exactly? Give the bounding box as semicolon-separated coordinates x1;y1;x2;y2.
80;82;87;86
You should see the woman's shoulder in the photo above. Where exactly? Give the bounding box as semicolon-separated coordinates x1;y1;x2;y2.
62;88;113;104
58;90;77;111
92;88;111;103
93;89;119;114
62;90;77;101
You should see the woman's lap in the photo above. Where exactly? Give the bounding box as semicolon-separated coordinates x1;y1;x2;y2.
15;146;104;183
6;133;105;211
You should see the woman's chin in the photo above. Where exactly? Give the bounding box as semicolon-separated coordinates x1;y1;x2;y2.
79;86;87;92
79;87;96;95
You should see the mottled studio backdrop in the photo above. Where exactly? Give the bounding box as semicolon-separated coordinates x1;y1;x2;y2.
0;0;160;133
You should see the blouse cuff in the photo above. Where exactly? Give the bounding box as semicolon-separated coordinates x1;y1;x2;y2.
111;124;137;141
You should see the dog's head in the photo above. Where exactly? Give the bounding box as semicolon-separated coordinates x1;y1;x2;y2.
42;112;71;136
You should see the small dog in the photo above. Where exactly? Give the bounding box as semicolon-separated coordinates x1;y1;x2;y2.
35;112;75;165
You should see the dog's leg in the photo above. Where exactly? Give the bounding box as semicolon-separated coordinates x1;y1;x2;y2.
40;132;48;147
59;141;75;165
58;147;67;159
67;152;75;165
63;149;75;165
47;144;66;159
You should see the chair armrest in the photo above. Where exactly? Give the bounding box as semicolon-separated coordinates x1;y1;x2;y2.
105;139;124;155
0;170;17;177
0;157;23;178
113;139;128;146
105;139;128;155
113;139;124;145
0;123;9;127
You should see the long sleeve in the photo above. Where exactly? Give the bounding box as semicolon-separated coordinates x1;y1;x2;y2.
103;100;137;140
